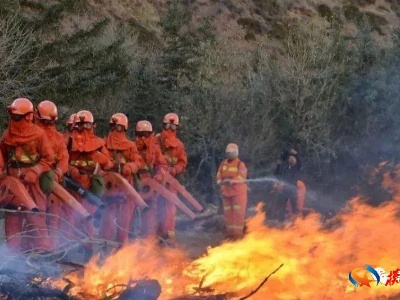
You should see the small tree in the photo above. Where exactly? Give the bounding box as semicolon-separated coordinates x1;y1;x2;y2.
0;15;43;130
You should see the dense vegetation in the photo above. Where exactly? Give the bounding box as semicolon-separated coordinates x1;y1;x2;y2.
1;0;400;208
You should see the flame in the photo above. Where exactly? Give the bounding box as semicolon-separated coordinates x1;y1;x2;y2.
52;240;190;299
50;170;400;299
184;201;400;299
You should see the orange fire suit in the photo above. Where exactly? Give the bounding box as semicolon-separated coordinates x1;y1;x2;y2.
156;130;187;241
217;158;248;238
136;134;168;239
67;130;113;241
37;123;69;246
286;180;307;217
99;131;143;244
1;120;54;251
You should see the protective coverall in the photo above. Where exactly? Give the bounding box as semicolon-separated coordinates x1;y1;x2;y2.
156;130;187;242
100;129;142;244
1;118;54;251
217;157;248;238
136;133;168;239
67;124;113;242
36;119;69;246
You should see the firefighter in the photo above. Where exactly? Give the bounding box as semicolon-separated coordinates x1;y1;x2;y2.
135;120;168;240
35;100;69;246
216;143;248;239
156;113;187;245
67;110;113;257
100;113;142;244
275;154;302;222
1;98;54;252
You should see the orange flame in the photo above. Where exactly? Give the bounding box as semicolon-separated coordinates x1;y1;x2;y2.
184;200;400;299
51;174;400;299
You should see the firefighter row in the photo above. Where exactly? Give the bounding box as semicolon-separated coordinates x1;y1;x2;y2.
0;98;198;257
0;97;306;255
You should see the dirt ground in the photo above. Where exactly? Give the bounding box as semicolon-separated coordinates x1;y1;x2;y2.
177;230;225;258
175;204;260;259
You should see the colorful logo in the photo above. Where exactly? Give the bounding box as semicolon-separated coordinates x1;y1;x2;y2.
349;265;400;287
349;264;380;287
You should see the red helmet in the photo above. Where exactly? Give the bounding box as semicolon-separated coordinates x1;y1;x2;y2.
7;98;34;115
110;113;128;131
136;120;153;132
37;100;58;120
76;110;94;123
66;113;76;126
163;113;179;126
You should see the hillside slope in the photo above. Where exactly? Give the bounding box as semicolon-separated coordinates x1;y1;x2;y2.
13;0;400;49
73;0;400;45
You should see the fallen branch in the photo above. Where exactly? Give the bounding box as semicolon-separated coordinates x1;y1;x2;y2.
62;277;75;294
238;263;284;300
192;272;215;294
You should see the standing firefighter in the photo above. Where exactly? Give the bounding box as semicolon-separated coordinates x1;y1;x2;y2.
100;113;142;244
135;120;168;240
216;143;248;239
67;110;113;257
1;98;54;252
35;100;69;246
156;113;188;245
274;154;302;222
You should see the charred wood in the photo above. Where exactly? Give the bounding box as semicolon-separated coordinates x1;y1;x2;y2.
0;281;70;300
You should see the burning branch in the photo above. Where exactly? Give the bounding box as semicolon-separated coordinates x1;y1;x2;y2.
190;273;215;295
61;277;75;294
104;283;128;300
238;263;284;300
